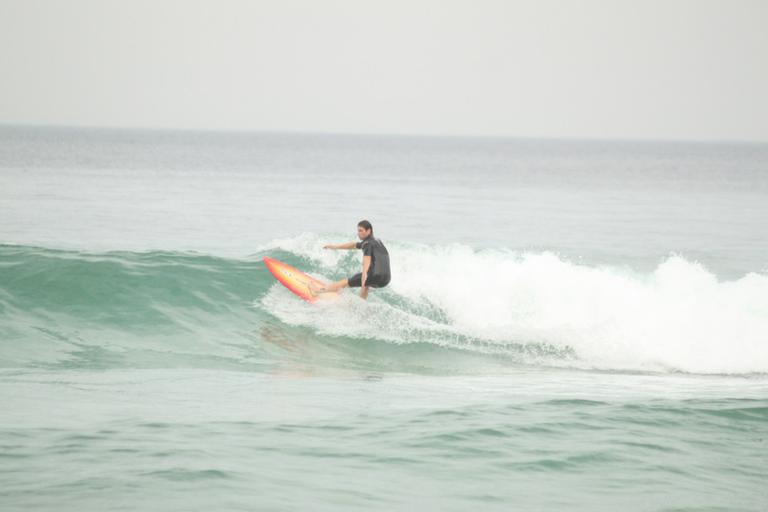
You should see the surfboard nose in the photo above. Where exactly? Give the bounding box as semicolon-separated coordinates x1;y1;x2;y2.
262;256;331;303
263;257;278;274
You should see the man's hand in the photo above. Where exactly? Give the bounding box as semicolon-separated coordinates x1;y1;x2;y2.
323;244;334;250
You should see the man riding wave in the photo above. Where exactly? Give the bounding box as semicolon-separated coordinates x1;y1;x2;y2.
309;220;391;300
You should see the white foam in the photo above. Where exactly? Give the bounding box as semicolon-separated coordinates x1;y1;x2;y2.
260;234;768;374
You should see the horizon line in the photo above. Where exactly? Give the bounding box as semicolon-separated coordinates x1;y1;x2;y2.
1;121;766;146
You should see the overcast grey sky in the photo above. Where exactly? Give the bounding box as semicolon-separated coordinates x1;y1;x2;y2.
0;0;766;140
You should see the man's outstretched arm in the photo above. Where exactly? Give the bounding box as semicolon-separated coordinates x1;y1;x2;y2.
323;242;357;250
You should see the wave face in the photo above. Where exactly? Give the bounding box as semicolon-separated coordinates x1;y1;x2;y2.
2;236;767;374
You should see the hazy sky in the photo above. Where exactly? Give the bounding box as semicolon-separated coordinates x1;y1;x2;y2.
1;0;766;140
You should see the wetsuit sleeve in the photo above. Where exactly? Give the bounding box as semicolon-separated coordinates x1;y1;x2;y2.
361;242;372;256
355;242;362;249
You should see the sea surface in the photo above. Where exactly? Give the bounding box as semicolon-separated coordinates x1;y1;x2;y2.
1;126;767;511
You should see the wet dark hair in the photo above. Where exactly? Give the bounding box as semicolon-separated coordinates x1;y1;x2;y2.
357;219;373;235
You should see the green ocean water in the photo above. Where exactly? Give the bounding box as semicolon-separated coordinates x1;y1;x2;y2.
1;127;768;510
1;244;767;511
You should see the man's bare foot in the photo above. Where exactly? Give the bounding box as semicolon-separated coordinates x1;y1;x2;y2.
308;281;326;295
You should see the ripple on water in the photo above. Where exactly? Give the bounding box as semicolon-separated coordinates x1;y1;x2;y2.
141;468;234;481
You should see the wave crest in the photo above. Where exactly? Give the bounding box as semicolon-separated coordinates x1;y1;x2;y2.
2;239;767;375
261;235;768;374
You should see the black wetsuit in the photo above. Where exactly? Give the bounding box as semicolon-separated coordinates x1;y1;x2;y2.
347;236;391;288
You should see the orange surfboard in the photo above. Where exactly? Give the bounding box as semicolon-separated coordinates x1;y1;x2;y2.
263;257;337;303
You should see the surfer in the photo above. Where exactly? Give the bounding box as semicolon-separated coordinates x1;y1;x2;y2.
309;220;391;300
